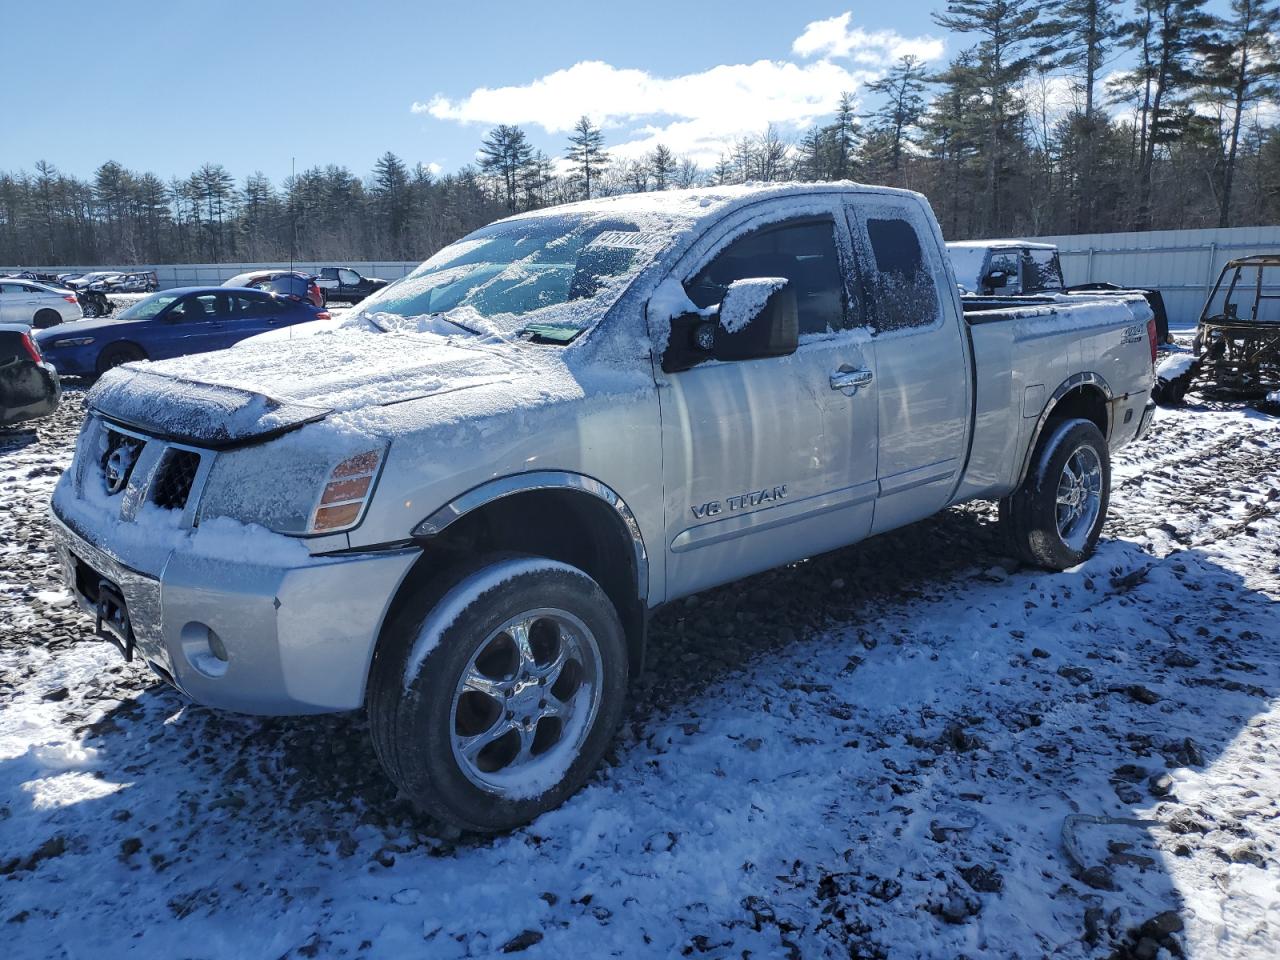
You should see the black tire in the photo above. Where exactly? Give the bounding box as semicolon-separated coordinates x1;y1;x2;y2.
999;418;1111;570
367;553;628;833
95;342;146;376
32;309;62;329
1154;371;1193;407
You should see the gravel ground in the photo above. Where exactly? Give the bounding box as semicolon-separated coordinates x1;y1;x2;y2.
1;387;1279;958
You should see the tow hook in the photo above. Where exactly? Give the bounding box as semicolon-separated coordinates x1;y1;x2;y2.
94;580;134;662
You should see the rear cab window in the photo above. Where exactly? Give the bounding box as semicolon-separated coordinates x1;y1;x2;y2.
863;216;940;332
1022;249;1065;292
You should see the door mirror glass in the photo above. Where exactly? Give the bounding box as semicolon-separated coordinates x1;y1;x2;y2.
662;277;798;372
984;269;1009;288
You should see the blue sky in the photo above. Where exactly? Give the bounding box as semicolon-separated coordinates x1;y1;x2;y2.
8;0;1220;185
2;0;951;182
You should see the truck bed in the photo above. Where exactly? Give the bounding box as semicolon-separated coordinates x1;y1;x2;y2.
953;293;1155;504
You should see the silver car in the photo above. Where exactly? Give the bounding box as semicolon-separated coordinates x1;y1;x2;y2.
48;183;1157;832
0;279;83;328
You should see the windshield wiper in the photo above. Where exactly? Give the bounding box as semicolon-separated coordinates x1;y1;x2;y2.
363;311;483;336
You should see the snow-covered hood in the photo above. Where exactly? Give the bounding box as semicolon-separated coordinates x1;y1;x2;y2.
88;331;539;448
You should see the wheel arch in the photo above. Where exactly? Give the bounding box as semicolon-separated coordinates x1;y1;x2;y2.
383;472;650;679
1016;373;1112;486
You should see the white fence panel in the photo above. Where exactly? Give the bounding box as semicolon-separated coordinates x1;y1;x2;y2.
1025;225;1280;330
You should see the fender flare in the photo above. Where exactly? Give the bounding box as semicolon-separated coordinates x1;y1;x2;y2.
1015;372;1113;486
412;470;650;602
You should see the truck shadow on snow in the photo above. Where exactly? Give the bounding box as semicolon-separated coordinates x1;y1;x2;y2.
6;507;1278;958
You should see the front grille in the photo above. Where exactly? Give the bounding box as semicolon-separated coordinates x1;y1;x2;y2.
152;449;201;510
99;427;145;496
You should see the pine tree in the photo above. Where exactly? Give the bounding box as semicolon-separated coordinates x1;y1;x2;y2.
1039;0;1121;229
932;0;1042;233
565;116;606;199
863;58;930;183
647;144;675;189
825;93;860;180
478;125;534;213
1112;0;1218;230
1200;0;1280;225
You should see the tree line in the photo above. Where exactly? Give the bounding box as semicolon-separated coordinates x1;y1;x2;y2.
1;0;1277;268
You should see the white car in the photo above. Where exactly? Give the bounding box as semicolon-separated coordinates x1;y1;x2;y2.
0;279;83;328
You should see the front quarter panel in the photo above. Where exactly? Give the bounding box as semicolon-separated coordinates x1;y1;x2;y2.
346;348;666;602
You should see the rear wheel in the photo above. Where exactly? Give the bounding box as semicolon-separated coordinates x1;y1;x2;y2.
32;309;61;329
95;342;146;376
367;554;628;833
1000;418;1110;570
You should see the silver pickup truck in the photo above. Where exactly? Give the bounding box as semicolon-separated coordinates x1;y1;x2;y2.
49;184;1157;831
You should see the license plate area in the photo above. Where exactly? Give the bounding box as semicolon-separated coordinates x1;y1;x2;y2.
71;554;135;662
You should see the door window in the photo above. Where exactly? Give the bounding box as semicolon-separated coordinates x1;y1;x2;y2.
986;252;1020;293
865;217;940;332
232;292;279;316
169;293;229;322
339;268;361;286
685;218;847;335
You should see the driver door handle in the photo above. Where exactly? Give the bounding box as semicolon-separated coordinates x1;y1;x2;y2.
830;365;873;395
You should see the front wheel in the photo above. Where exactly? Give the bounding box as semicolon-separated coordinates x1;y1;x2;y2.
999;418;1111;570
367;554;628;833
95;342;146;376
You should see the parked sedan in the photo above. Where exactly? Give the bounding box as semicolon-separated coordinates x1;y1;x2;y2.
223;270;325;308
34;286;329;377
0;279;83;328
0;323;61;427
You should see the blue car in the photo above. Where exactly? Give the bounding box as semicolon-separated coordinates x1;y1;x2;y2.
33;286;329;377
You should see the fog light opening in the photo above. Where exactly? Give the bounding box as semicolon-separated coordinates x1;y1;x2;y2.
180;622;229;678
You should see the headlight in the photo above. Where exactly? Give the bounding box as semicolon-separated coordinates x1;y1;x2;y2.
51;337;95;347
196;437;388;536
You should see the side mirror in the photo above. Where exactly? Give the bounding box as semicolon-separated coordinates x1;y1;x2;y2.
662;278;798;372
984;270;1009;289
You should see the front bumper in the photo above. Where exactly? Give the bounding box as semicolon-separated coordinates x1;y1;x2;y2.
50;508;420;715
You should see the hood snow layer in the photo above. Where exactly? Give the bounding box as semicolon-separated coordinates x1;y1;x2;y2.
86;331;534;447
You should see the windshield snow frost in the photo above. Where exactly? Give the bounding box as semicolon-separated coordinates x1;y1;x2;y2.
354;214;671;338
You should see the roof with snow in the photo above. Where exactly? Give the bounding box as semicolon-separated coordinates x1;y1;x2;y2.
946;239;1058;251
500;180;925;231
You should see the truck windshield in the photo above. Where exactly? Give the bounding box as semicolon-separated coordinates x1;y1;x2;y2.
354;214;669;338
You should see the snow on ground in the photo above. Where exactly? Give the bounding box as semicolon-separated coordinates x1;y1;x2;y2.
1;392;1279;959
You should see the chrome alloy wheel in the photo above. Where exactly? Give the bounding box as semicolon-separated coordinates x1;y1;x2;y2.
1055;445;1103;551
449;608;603;795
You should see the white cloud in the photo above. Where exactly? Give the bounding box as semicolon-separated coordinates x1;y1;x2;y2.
414;12;945;167
425;161;443;176
792;12;944;65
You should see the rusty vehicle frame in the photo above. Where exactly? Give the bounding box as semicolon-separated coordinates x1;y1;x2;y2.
1193;255;1280;397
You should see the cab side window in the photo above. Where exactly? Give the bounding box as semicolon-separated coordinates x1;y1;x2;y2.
866;217;939;332
685;219;848;336
987;252;1020;291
